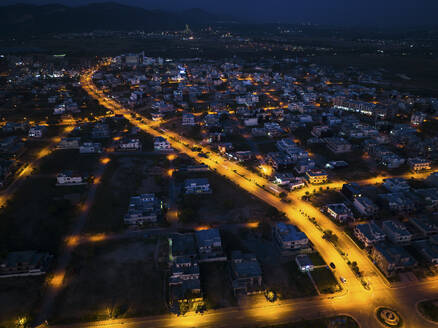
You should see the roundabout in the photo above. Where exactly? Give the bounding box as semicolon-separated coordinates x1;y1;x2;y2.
376;307;403;327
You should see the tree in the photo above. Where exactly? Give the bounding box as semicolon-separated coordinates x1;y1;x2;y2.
322;230;338;244
279;192;287;198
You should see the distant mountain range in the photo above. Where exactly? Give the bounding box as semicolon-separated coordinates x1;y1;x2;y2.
0;2;229;37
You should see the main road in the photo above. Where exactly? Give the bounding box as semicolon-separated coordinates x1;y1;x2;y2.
77;62;438;328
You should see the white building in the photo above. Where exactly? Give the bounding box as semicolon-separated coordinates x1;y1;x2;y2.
154;136;172;151
79;142;102;154
56;171;84;185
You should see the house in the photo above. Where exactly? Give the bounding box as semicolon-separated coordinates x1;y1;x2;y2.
182;113;196;126
154;136;172;151
274;172;295;185
229;251;263;296
168;257;202;306
28;125;46;138
415;188;438;209
124;193;160;225
371;243;417;277
79;142;102;154
416;240;438;265
56;171;85;185
408;158;432;172
383;178;410;193
353;196;379;217
91;123;110;139
273;223;310;251
117;138;142;151
324;137;352;154
341;183;362;201
169;233;197;260
409;217;438;236
0;251;52;277
306;170;328;184
295;254;314;272
57;137;80;149
325;203;353;223
184;178;211;194
379;193;416;212
354;221;386;247
195;229;225;261
382;220;412;244
289;177;306;190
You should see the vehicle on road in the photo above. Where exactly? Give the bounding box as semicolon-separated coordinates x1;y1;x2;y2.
330;262;336;269
340;277;347;283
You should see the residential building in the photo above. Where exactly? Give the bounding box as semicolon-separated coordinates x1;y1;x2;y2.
28;125;46;138
79;142;102;154
325;203;353;223
408;158;432;172
124;193;160;225
230;251;263;296
382;220;412;244
295;254;314;272
353;196;379;217
324;137;352;154
371;243;417;277
341;183;362;201
273;222;309;251
168;256;202;306
0;251;52;277
56;171;84;185
91;123;110;139
306;170;328;184
184;178;211;194
383;178;410;193
195;229;225;261
182;113;196;126
354;221;386;247
57;137;80;149
409;217;438;236
117;138;142;151
154;136;172;151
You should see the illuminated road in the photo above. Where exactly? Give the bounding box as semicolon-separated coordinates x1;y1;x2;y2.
77;63;438;328
36;153;113;325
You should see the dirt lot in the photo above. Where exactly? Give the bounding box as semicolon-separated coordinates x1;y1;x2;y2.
85;155;168;232
0;176;78;253
0;276;45;328
200;262;237;309
176;171;272;225
311;267;340;294
50;238;166;324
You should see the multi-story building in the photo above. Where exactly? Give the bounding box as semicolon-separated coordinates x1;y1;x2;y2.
124;193;160;225
306;170;328;184
56;171;85;185
184;178;211;194
154;136;172;151
354;221;386;247
382;220;412;244
117;138;142;151
353;196;379;217
325;203;353;223
273;223;309;251
371;243;417;277
408;158;432;172
0;251;52;277
229;251;263;296
195;229;225;261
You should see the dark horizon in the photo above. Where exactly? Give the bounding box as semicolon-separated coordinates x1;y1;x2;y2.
2;0;438;28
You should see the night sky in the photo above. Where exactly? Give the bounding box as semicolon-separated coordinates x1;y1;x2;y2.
3;0;438;27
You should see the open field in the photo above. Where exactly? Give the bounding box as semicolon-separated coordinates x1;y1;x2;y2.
50;238;166;324
0;276;45;328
